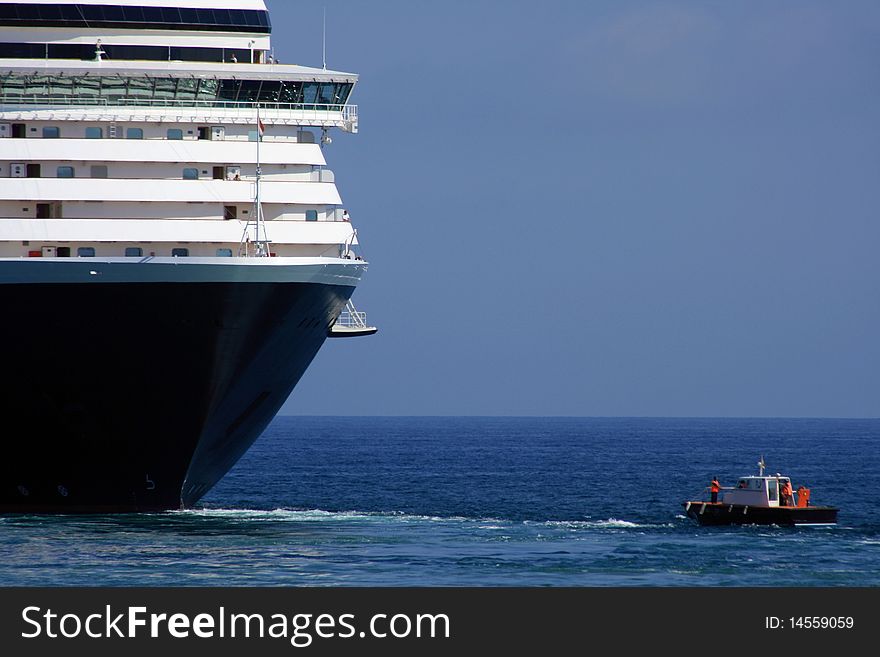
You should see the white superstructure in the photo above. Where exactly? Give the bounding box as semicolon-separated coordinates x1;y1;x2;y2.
0;0;361;261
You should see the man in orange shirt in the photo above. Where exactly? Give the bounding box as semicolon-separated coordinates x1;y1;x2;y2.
781;480;794;507
710;477;721;503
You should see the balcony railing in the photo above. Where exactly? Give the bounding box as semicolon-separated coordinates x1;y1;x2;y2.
0;96;357;122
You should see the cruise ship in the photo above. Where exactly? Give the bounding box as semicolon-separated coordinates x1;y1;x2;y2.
0;0;371;511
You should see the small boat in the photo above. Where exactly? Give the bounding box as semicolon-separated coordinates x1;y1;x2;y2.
682;457;838;526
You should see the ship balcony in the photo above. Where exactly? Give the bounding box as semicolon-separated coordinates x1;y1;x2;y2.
0;98;358;133
0;218;358;246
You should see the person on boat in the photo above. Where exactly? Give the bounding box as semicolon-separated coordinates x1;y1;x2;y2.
710;477;721;503
780;480;794;506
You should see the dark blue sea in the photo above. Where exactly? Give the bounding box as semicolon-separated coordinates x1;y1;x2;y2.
1;417;878;586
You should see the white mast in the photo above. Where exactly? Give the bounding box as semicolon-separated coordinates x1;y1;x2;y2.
254;103;268;256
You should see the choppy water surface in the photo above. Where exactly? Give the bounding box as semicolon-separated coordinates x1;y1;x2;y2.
1;417;877;586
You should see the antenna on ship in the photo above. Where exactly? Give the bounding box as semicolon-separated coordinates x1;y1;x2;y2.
254;104;269;256
241;105;270;257
322;7;327;70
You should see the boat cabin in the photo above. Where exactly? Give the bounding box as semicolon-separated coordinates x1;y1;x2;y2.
722;476;792;508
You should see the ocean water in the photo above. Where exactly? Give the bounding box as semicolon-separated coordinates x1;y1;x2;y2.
1;417;877;586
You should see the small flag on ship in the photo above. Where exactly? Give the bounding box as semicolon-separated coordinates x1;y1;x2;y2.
258;118;265;137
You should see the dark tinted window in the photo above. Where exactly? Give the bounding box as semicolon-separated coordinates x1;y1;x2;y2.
0;73;353;110
121;6;144;22
0;42;239;63
179;8;199;24
0;42;44;58
47;43;91;59
160;7;181;23
219;80;241;102
102;6;124;21
141;7;163;22
0;4;271;33
238;80;262;103
195;9;215;25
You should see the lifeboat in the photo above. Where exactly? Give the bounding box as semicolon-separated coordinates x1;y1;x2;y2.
682;457;838;526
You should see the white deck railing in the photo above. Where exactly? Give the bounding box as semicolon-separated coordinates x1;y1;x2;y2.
335;308;369;329
0;97;358;131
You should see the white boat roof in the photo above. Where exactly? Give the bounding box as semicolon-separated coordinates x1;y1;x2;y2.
0;59;357;83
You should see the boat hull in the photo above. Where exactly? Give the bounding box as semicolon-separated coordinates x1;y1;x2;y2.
683;502;838;526
0;259;362;512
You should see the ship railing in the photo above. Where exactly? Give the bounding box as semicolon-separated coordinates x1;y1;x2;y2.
0;95;356;117
335;308;369;329
0;95;110;107
696;486;734;502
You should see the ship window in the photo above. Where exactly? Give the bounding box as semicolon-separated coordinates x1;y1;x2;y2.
317;83;337;106
306;210;318;222
126;128;144;139
223;205;237;220
216;248;233;257
121;6;145;22
90;165;108;179
182;168;199;180
301;83;319;105
167;128;183;140
125;247;143;257
85;127;103;139
171;248;189;257
77;247;95;257
42;126;60;139
57;246;70;257
56;166;75;178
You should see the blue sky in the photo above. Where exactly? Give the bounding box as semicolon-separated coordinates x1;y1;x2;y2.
274;0;880;417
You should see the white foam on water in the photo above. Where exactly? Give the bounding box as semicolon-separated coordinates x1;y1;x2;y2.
177;508;378;522
180;507;504;525
178;508;679;531
532;518;652;529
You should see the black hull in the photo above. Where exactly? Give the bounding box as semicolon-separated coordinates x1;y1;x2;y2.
0;278;353;512
683;502;838;526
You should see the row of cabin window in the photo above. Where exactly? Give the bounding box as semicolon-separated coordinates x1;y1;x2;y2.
50;247;234;257
46;127;180;140
37;127;277;142
53;165;207;180
48;166;321;196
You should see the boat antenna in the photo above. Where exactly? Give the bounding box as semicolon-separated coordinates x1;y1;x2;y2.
254;104;268;256
322;7;327;70
757;455;766;477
